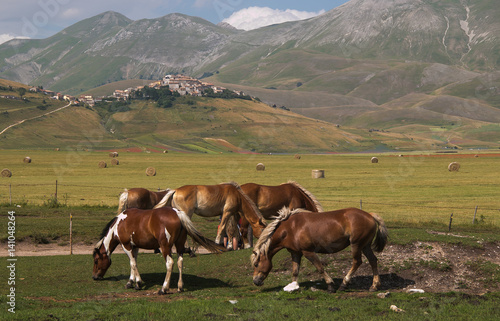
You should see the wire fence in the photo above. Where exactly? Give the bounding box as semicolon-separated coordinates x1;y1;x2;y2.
1;182;499;227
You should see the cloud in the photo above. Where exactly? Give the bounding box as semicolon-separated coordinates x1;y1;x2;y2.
222;6;325;31
0;34;30;45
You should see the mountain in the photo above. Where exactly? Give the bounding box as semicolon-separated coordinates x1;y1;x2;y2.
1;0;500;151
2;0;499;94
0;11;238;94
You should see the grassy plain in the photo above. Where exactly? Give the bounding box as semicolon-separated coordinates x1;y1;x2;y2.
1;149;499;226
0;150;499;320
0;250;499;321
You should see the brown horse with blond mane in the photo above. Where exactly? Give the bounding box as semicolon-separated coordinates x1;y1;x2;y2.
153;182;267;247
240;181;323;247
116;188;171;214
92;207;225;295
251;207;388;293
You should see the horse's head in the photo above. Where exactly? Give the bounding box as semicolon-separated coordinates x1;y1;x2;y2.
92;243;111;280
251;250;272;286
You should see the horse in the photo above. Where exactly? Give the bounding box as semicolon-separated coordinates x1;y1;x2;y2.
92;207;225;295
240;181;323;247
251;207;388;293
153;182;267;249
117;188;171;214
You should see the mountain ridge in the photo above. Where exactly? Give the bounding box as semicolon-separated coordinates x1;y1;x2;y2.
1;0;500;151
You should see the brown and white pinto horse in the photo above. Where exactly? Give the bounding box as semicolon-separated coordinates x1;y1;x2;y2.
251;207;388;293
153;182;267;247
117;188;170;214
240;181;323;247
92;207;225;295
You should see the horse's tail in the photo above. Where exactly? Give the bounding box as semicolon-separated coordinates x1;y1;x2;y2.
153;189;175;209
369;212;388;252
287;181;324;212
175;209;226;253
117;189;128;214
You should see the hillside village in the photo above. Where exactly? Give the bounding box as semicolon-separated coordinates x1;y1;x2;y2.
27;74;238;107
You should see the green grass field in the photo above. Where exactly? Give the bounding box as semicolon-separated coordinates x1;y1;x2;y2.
1;150;499;226
0;150;499;320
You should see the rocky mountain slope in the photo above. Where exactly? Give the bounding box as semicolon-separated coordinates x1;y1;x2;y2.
1;0;499;151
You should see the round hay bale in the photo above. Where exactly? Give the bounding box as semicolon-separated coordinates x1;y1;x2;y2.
294;154;301;159
312;169;325;179
1;168;12;178
109;152;119;158
163;150;168;154
98;161;107;168
371;157;379;163
55;148;60;151
111;158;119;165
23;156;31;163
256;163;265;171
146;167;156;176
448;162;460;172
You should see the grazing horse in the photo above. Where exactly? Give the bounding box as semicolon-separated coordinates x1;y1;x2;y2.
92;207;225;295
251;207;388;293
117;188;171;214
153;182;267;247
240;181;323;247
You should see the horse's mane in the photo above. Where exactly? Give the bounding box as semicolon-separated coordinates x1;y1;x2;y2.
94;216;118;249
99;217;118;240
285;181;324;212
225;181;265;220
250;207;299;266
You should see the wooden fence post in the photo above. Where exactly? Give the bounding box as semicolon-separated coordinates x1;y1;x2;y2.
448;213;453;232
472;206;478;224
70;214;73;255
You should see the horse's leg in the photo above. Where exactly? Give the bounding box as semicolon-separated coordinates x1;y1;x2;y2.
177;254;184;292
303;251;335;293
124;246;143;290
290;250;302;284
362;246;380;291
338;245;363;292
175;232;186;292
239;217;251;248
159;253;174;295
216;211;232;245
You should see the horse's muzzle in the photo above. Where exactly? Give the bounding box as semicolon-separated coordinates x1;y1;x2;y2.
92;275;103;281
253;276;264;286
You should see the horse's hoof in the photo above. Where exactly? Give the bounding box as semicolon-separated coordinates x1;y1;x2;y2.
337;284;347;292
177;288;183;293
369;286;378;292
126;282;134;289
158;289;165;295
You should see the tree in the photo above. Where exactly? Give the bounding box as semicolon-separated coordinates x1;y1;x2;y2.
17;87;26;98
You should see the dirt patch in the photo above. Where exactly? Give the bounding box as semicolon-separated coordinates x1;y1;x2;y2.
5;240;500;295
277;241;500;295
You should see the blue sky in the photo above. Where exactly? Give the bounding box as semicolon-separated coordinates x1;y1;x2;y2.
0;0;349;44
